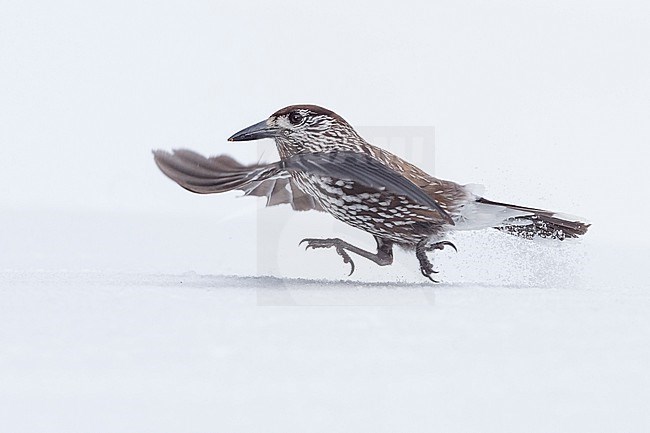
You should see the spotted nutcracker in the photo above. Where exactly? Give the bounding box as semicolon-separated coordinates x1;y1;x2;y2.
154;105;589;281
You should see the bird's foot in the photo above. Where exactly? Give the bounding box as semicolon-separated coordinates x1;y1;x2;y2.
417;253;439;283
416;243;439;283
300;238;356;276
416;239;457;283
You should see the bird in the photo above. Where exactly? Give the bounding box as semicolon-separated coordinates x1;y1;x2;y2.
154;104;589;281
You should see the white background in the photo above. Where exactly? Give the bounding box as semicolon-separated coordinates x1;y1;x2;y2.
1;1;649;432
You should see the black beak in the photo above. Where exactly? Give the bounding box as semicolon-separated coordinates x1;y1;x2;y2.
227;119;277;142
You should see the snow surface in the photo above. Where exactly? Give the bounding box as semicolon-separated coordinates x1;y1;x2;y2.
1;211;649;432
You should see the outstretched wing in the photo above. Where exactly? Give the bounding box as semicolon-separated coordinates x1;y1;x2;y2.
153;149;323;211
153;149;453;224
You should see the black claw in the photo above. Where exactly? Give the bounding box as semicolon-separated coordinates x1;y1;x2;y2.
420;268;439;283
301;238;326;251
347;258;355;276
443;241;458;253
300;238;356;276
334;246;355;276
426;240;458;253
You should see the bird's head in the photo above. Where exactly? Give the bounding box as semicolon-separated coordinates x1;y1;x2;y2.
228;104;365;157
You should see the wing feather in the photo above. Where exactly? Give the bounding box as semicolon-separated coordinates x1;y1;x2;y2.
153;149;323;211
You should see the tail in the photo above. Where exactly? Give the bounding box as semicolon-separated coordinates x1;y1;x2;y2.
476;197;590;240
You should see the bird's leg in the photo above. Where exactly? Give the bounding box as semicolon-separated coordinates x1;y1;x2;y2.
416;239;457;282
300;236;393;276
416;241;438;283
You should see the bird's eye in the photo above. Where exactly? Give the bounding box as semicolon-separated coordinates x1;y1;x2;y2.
288;111;304;125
